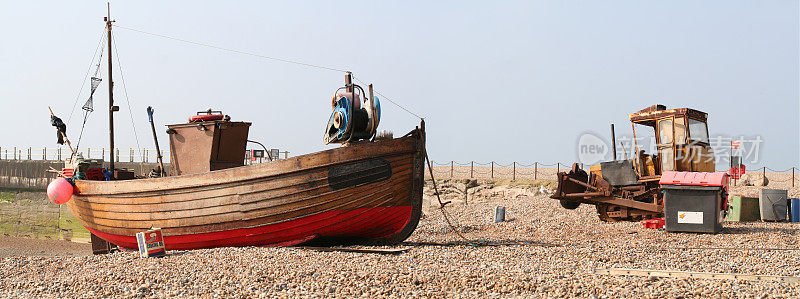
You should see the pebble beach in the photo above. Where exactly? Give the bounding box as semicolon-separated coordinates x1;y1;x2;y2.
1;182;798;298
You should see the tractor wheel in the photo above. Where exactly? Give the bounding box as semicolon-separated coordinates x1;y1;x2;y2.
559;200;581;210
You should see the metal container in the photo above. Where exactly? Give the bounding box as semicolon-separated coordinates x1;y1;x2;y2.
494;206;506;223
759;189;788;221
725;195;760;222
790;198;799;223
167;120;251;176
136;228;166;258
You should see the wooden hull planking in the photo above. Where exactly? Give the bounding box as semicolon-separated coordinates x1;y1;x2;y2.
66;130;425;250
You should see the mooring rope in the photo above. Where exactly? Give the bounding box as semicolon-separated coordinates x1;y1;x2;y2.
424;152;485;246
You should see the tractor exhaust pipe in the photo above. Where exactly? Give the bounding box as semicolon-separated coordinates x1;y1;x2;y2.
611;124;617;161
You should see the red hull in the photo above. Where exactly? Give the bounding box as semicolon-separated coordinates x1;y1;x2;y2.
87;206;412;250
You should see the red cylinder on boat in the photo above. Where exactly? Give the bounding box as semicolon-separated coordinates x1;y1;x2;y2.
47;178;74;204
189;114;225;122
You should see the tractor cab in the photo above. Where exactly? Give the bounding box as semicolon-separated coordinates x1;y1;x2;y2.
628;104;715;176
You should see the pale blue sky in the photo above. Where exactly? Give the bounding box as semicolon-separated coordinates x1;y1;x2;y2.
0;1;797;168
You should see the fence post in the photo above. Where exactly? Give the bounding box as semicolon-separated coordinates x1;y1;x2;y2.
101;148;105;160
43;148;47;161
130;149;134;162
512;162;516;181
58;148;61;161
28;147;31;160
470;161;474;178
534;162;538;180
557;162;560;173
491;161;494;179
450;161;454;178
762;166;766;183
116;148;120;163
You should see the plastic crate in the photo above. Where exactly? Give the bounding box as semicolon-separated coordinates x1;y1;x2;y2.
642;218;665;229
61;168;75;178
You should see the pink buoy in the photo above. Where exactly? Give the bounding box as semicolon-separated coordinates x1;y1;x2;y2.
47;178;74;204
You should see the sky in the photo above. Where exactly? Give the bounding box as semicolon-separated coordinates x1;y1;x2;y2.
0;1;798;169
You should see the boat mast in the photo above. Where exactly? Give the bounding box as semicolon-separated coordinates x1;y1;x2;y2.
105;3;118;177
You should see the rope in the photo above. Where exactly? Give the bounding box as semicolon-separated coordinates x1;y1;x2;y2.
114;24;425;121
114;24;349;73
67;31;106;125
111;32;142;151
73;35;107;155
352;76;423;120
424;152;484;247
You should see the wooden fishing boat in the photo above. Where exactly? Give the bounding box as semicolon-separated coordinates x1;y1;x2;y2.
48;9;427;252
66;127;425;250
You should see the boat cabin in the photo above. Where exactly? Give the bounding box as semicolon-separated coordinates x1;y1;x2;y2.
167;110;251;176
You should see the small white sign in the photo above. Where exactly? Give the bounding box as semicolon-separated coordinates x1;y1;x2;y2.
677;211;704;224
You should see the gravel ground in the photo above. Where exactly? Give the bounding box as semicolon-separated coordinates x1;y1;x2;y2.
0;236;89;258
1;186;799;298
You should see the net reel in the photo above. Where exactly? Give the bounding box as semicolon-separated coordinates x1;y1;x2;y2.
323;73;381;144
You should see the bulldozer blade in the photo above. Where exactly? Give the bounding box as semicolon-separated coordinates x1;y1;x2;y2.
551;163;588;201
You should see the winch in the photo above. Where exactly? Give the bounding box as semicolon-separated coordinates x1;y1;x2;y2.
324;73;381;144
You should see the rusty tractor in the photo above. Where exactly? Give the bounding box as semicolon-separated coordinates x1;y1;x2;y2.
551;105;716;222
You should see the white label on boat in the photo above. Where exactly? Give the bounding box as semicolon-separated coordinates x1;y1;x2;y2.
677;211;703;224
